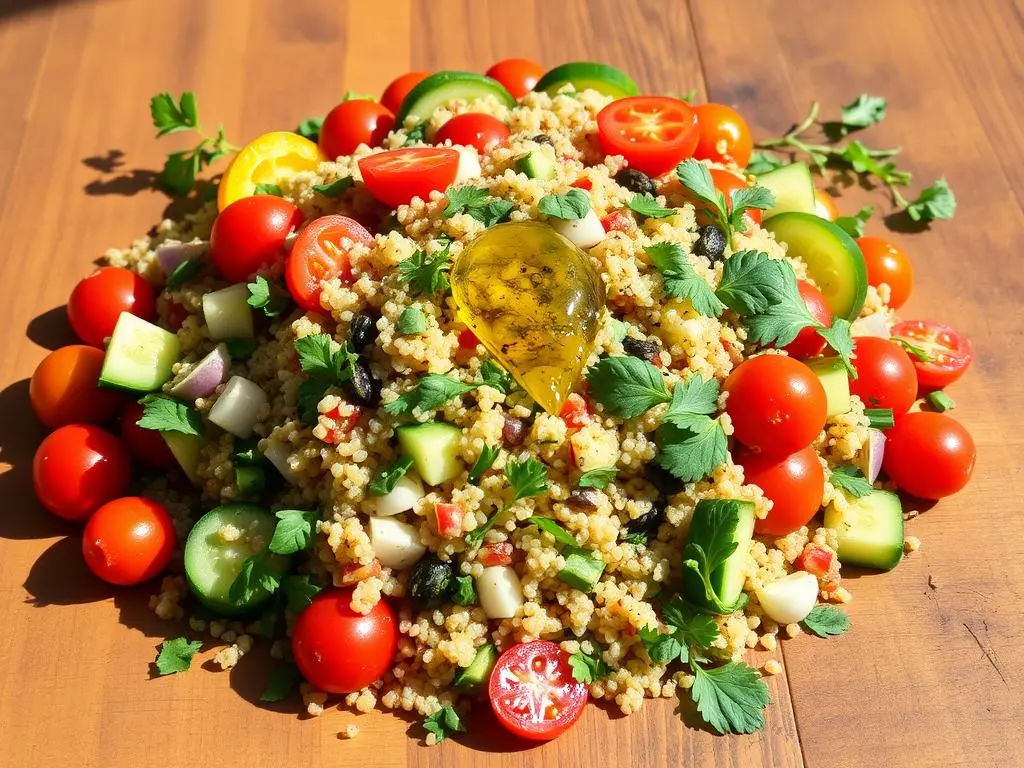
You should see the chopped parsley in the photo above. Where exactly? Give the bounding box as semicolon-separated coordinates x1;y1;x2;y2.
397;243;453;296
465;456;549;548
228;551;282;605
893;336;932;362
628;193;675;219
268;509;318;555
646;242;725;317
829;465;873;498
450;575;477;606
569;647;610;683
136;394;204;437
538;188;591;220
312;176;354;197
656;416;728;484
294;334;359;424
821;93;888;140
585;356;671;419
398;305;427;335
149;91;237;195
467;444;500;483
834;204;875;238
577;467;617;490
443;186;515;227
528;516;576;547
247;275;290;317
294;116;323;142
675;159;774;236
253;182;283;196
479;358;514;394
422;706;465;744
803;605;851;637
154;637;203;676
260;662;301;702
165;257;202;290
690;659;772;735
382;374;476;416
369;455;415;496
280;575;322;614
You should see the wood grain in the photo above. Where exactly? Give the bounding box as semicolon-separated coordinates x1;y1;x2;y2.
0;1;1019;766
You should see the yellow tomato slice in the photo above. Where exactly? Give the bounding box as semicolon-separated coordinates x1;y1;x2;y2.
218;131;325;210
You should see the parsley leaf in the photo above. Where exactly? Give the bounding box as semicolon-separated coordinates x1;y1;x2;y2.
154;636;203;676
422;706;465;744
676;159;722;212
150;92;236;195
927;390;956;412
528;516;577;547
137;394;204;437
281;575;322;614
639;625;685;664
715;250;787;315
247;275;290;317
312;176;354;197
538;188;591;220
822;94;888;140
397;244;453;296
646;242;725;316
294;334;359;424
622;531;648;546
663;375;720;427
254;183;283;196
662;598;720;650
165;257;202;290
743;261;821;347
577;467;617;490
681;499;749;613
268;509;318;555
260;662;300;702
468;444;500;483
628;193;675;219
904;178;956;222
803;605;851;637
865;407;895;430
817;318;857;376
834;205;875;238
226;338;258;361
369;455;415;496
450;575;478;606
690;660;771;735
656;416;728;484
480;359;513;394
229;551;282;605
443;186;515;227
829;465;873;498
585;356;671;419
728;185;775;233
150;92;198;136
569;647;610;683
466;456;549;547
295;116;323;142
398;305;427;335
746;151;785;175
382;374;477;416
403;121;428;146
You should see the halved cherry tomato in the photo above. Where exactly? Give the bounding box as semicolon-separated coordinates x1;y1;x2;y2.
883;412;975;499
596;96;699;177
218;131;325;210
434;113;510;154
856;236;913;309
211;195;304;283
30;345;123;428
850;337;918;414
381;71;430;115
434;502;464;538
82;496;176;585
692;103;753;167
358;148;460;209
710;169;762;229
570;178;593;191
489;640;588;741
559;393;591;430
457;328;480;349
286;215;373;312
32;424;131;521
120;401;175;468
68;267;156;347
480;541;514;567
782;281;832;358
319;100;395;159
793;542;835;576
735;444;825;536
318;402;363;444
890;320;973;391
813;189;839;221
601;209;635;234
485;58;544;99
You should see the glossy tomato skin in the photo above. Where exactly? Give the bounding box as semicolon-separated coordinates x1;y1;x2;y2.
856;236;913;309
358;148;460;209
292;588;398;694
82;496;176;585
68;267;156;347
782;281;832;358
692;103;753;167
120;401;175;468
735;445;825;536
30;345;123;428
890;320;973;391
597;96;699;177
381;71;430;114
814;189;839;221
286;215;374;312
485;58;544;99
850;337;918;414
32;424;131;521
319;100;395;160
883;412;975;499
723;355;828;456
434;113;510;153
710;170;762;228
210;196;304;283
489;640;588;741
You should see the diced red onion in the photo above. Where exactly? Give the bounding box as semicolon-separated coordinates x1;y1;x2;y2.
156;240;208;275
168;344;231;401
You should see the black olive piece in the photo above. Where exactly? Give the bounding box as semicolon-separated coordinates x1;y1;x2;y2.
627;500;667;536
532;134;554;146
348;314;378;352
408;555;454;609
622;336;661;364
566;487;601;511
645;462;685;496
693;224;727;262
502;416;527;446
614;168;657;196
347;362;381;406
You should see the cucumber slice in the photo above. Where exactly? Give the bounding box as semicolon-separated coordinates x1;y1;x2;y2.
755;162;816;219
558;547;606;592
184;504;291;616
98;312;180;392
823;489;904;571
453;643;497;690
395;71;515;126
805;357;851;416
534;62;639;98
395;422;464;486
683;499;755;612
763;212;868;322
516;150;556;180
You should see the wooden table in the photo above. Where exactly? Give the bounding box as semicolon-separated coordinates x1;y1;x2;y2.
1;1;1022;765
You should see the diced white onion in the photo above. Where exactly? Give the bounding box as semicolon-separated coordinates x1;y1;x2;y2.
476;565;524;619
208;376;267;438
262;440;298;484
368;517;426;569
374;473;424;517
453;145;482;183
550;209;605;249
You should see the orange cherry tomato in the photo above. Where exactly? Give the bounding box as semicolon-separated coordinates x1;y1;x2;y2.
82;496;176;585
32;424;131;521
68;267;156;347
30;345;123;429
692;103;753;167
381;71;430;116
856;236;914;309
485;58;544;99
814;189;839;221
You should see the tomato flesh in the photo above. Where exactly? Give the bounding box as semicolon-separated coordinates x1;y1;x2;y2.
736;445;825;536
489;641;588;741
30;345;123;429
286;215;373;312
358;148;460;209
82;496;176;585
479;541;514;567
434;502;464;538
890;320;973;391
68;267;156;347
883;412;975;499
596;96;699;177
559;393;591;430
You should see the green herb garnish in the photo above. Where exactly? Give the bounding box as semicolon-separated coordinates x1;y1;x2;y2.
382;374;476;416
569;647;610;683
154;637;203;676
450;575;477;606
585;356;670;419
312;176;354;197
422;706;465;744
281;575;322;613
253;183;283;196
398;305;428;335
465;456;549;548
834;205;876;238
829;465;873;498
675;159;774;236
150;92;238;195
538;188;591;220
528;516;576;547
802;605;851;638
247;275;291;317
646;242;726;317
369;455;415;496
260;662;301;702
136;394;204;437
294;334;359;424
295;116;324;142
681;500;749;613
165;257;202;290
480;359;514;394
628;193;675;219
268;509;318;555
468;445;500;483
228;551;282;605
397;243;453;296
690;659;772;735
443;186;515;227
577;467;617;490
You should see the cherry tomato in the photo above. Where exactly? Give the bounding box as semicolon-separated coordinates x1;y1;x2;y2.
601;209;635;234
485;58;544;99
319;99;395;160
285;215;373;312
723;355;827;456
559;393;591;430
434;113;510;153
814;189;839;221
480;541;514;567
856;236;913;310
596;96;699;178
890;320;973;391
218;131;325;210
30;345;123;428
735;445;825;536
210;195;304;283
883;412;975;499
291;588;398;693
489;640;588;741
358;148;460;209
850;337;918;414
692;103;753;167
457;328;480;349
82;496;176;585
709;169;762;228
381;71;430;114
120;401;175;468
782;281;832;358
32;424;131;521
68;267;156;347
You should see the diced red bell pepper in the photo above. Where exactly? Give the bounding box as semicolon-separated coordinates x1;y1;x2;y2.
570;178;593;191
479;541;513;567
601;210;634;234
435;502;464;538
458;328;480;349
165;301;189;332
559;392;591;430
793;543;834;577
320;403;362;444
340;558;382;585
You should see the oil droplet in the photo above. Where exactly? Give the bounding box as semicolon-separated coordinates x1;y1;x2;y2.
451;222;605;414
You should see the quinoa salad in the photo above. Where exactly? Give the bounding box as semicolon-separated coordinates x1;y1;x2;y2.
29;60;975;743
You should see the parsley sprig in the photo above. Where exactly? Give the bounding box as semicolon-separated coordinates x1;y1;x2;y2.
154;637;203;676
294;334;359;423
675;160;775;238
443;186;515;227
569;646;611;683
247;275;291;318
150;92;238;195
136;394;204;436
422;706;465;744
465;456;549;548
397;242;453;296
829;465;873;498
802;605;851;638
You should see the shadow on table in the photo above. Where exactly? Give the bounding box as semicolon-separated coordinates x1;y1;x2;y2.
26;305;77;350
